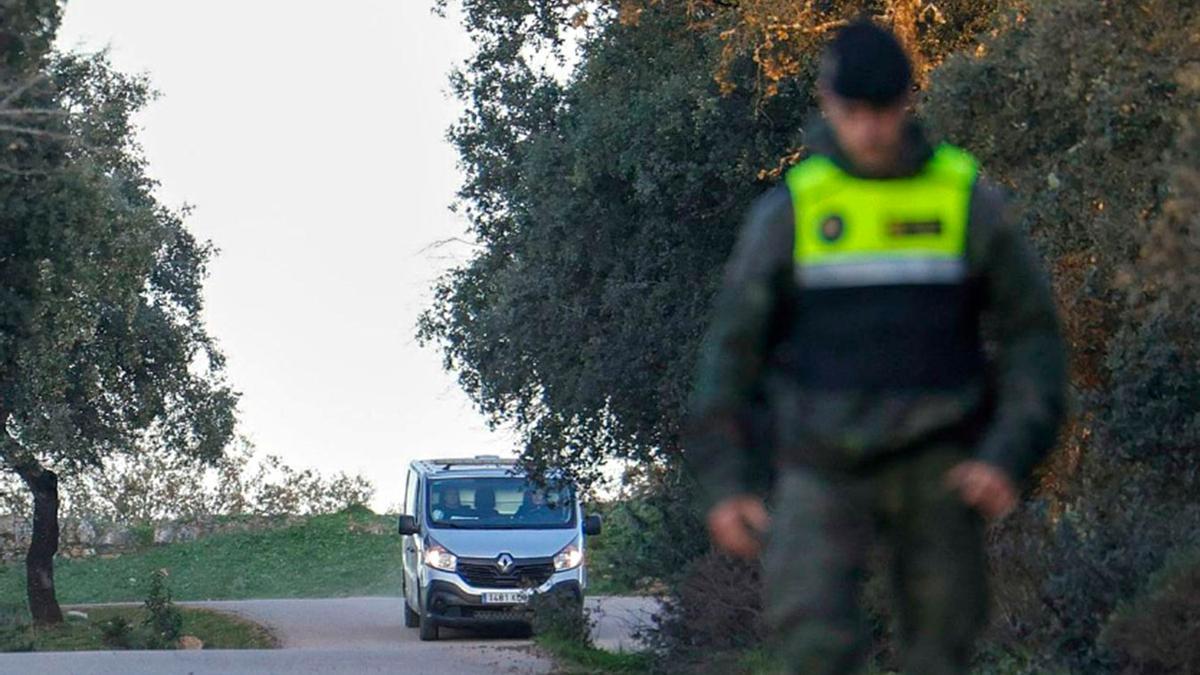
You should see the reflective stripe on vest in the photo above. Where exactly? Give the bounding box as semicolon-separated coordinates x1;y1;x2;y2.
786;143;977;286
780;144;984;390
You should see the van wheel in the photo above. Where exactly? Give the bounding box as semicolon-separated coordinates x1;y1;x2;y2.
419;611;439;641
404;600;420;628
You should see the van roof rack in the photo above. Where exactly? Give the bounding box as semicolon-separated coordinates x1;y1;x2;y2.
414;456;518;473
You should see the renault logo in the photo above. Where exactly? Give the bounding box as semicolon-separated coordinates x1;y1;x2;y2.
496;553;515;573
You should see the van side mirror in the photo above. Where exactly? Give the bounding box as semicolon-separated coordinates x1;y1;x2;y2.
397;514;419;535
583;514;602;536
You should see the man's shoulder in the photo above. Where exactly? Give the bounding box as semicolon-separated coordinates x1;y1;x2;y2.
748;183;793;220
741;184;795;251
966;175;1024;266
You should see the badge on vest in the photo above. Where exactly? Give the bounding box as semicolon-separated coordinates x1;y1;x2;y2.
819;215;845;242
888;219;943;236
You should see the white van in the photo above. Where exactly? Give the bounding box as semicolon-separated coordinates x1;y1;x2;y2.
397;455;602;640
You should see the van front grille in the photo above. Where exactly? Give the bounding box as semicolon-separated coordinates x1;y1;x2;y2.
457;558;555;589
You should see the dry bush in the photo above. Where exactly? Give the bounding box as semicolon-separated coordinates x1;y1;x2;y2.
1102;548;1200;675
0;438;375;526
648;551;765;669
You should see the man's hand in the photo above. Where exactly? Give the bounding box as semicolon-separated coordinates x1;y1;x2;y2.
945;461;1018;520
707;495;770;559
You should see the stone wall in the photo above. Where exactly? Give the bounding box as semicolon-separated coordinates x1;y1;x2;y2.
0;514;303;562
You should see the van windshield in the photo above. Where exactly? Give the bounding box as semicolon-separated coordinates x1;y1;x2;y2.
426;477;576;530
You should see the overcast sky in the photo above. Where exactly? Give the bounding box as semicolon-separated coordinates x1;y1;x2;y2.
56;1;518;509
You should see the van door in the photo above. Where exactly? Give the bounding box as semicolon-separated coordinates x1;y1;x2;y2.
402;469;421;608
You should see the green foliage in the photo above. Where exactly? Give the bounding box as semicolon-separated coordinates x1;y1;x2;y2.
130;522;154;549
530;584;591;645
0;2;237;620
647;551;763;670
921;1;1200;670
0;603;33;652
141;569;182;648
0;44;238;472
1101;547;1200;674
0;510;404;604
0;0;60;67
536;632;652;675
587;469;707;594
97;615;134;649
421;2;815;484
5;605;275;652
430;0;1200;670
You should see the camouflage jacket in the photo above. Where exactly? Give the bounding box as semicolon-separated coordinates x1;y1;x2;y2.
685;120;1068;508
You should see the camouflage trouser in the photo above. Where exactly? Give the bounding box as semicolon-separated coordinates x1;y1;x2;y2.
762;444;988;675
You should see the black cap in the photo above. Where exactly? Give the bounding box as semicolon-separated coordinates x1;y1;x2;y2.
822;20;912;105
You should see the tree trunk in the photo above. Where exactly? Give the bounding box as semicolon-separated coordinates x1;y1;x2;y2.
17;462;63;625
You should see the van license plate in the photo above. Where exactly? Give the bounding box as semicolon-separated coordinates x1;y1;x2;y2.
482;591;528;605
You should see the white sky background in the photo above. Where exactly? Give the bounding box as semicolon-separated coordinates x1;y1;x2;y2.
56;1;520;510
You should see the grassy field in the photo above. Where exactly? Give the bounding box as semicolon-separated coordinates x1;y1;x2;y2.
0;507;404;605
0;605;277;651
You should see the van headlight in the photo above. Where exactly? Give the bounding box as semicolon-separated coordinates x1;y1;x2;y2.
423;539;457;572
553;540;584;571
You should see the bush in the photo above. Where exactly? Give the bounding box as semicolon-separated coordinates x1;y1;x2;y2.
648;552;764;669
0;605;32;652
922;1;1200;670
141;569;183;649
98;616;136;650
0;439;377;531
1101;547;1200;675
589;468;708;594
530;586;592;646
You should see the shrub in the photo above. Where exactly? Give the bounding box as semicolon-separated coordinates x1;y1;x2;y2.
0;438;377;529
0;605;32;653
98;616;135;650
142;569;183;649
130;522;155;549
530;585;592;646
648;551;765;669
1101;547;1200;675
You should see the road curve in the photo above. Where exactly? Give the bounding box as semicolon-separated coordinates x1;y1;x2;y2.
0;595;656;675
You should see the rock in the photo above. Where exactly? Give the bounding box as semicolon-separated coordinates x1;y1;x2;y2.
0;516;18;539
75;519;97;545
175;523;201;542
153;523;176;544
177;635;204;650
98;525;135;548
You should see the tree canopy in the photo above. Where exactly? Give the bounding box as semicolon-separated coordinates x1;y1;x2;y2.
420;1;1004;483
1;1;237;622
428;0;1200;670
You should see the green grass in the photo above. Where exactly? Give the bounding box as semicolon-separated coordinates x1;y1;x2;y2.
0;605;276;651
0;507;403;605
535;634;652;674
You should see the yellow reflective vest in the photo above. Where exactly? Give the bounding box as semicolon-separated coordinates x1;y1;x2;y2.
782;144;986;390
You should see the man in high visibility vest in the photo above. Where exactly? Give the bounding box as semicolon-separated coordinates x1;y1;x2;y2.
685;20;1067;675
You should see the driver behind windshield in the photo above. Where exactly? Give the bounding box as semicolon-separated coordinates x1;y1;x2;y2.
515;489;545;518
434;486;473;521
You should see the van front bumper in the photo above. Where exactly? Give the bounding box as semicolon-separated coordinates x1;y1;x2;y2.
422;570;583;628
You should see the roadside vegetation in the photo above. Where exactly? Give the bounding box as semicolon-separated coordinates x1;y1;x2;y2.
535;633;651;675
529;590;650;674
0;507;401;606
0;604;276;652
0;567;276;652
426;1;1200;673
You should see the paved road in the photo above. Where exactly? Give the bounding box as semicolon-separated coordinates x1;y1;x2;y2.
0;596;656;675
